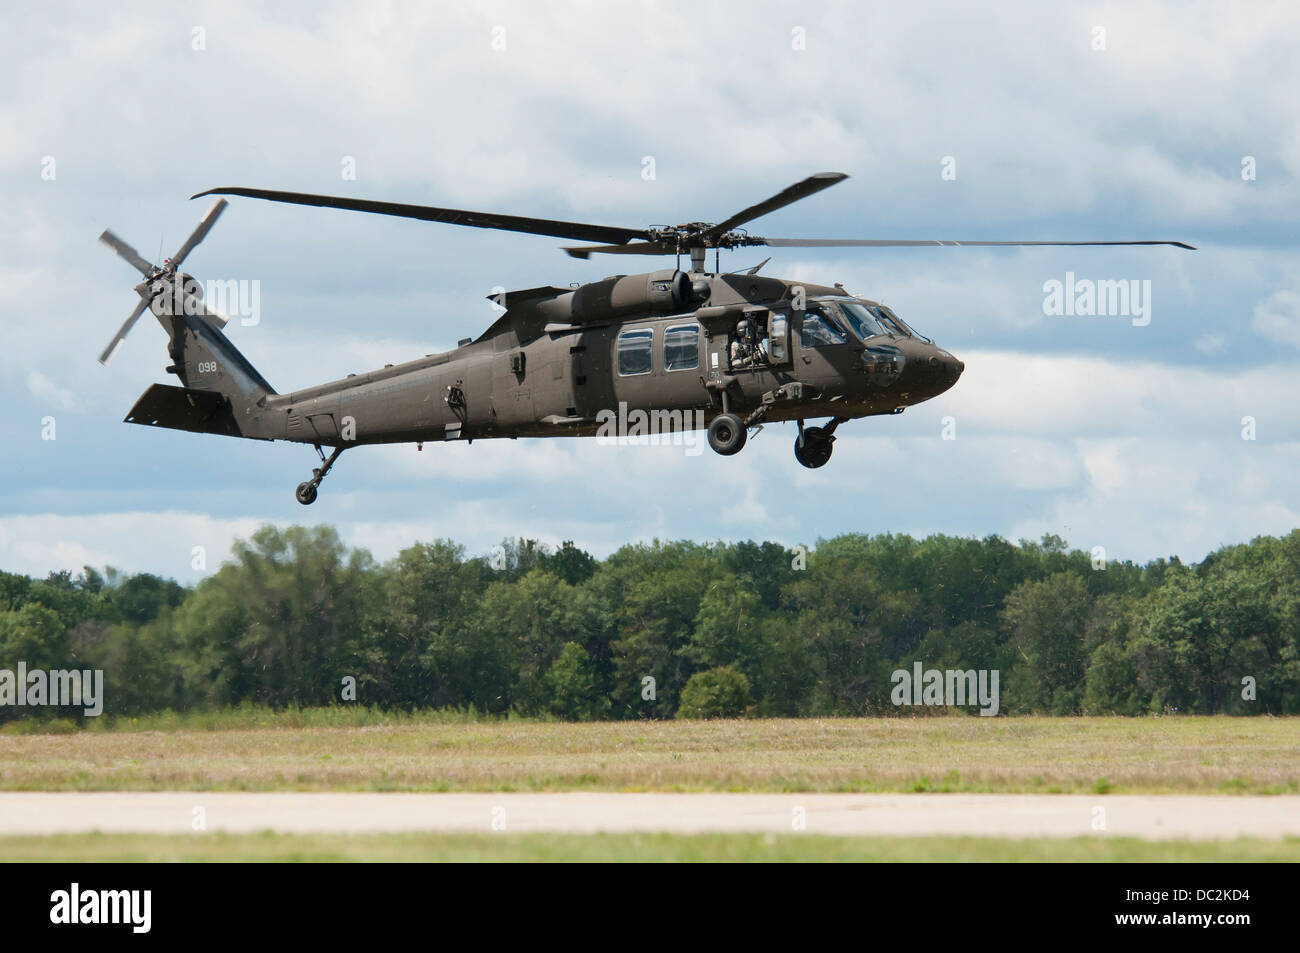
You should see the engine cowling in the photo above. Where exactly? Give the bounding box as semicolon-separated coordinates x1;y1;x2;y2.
569;269;691;322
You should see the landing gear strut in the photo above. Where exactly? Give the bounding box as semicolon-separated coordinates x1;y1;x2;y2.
795;417;844;469
296;444;345;505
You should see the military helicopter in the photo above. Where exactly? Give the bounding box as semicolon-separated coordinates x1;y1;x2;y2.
97;172;1193;504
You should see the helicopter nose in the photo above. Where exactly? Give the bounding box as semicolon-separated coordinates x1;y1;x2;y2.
926;350;963;386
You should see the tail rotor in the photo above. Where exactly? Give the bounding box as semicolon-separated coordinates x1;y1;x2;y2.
97;199;229;365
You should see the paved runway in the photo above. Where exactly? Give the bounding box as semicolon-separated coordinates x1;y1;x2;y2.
1;792;1297;839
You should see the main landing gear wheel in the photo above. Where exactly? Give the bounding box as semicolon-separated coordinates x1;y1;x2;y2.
708;413;747;456
295;444;345;505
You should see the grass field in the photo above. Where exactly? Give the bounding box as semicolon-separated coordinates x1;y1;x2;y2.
0;712;1296;794
2;830;1298;862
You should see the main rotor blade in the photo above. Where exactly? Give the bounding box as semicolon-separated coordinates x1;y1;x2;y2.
563;241;674;259
193;187;651;246
98;297;151;365
170;198;228;268
98;230;155;277
758;238;1198;250
702;172;848;244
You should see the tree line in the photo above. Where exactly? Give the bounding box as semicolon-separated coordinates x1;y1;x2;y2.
1;525;1297;723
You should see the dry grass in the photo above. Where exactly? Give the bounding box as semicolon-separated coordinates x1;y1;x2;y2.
0;715;1296;794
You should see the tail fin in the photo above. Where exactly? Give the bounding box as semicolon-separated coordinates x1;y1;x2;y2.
122;305;278;438
123;311;277;439
164;305;275;399
100;201;280;440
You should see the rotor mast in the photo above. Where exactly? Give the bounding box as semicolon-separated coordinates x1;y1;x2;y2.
690;246;706;274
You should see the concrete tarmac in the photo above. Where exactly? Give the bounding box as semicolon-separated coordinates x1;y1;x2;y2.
0;792;1297;839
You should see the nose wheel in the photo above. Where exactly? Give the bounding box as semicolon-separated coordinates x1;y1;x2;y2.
295;445;345;505
794;418;843;469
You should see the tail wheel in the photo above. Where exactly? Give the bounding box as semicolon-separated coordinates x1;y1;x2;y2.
295;482;318;505
794;427;834;468
707;413;747;456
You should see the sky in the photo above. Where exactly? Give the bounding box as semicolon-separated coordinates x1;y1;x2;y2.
1;0;1298;582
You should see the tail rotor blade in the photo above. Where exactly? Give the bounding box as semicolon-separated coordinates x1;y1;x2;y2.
99;230;155;277
98;297;151;365
169;198;228;268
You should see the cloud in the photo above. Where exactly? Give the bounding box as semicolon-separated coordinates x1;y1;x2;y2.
1252;288;1300;349
0;512;267;581
25;371;79;412
1193;333;1226;355
1;1;1298;581
1008;438;1300;560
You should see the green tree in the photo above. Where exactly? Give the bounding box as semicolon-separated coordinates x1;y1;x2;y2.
682;574;764;672
1082;642;1144;715
676;666;751;718
545;642;609;720
596;541;718;717
1001;572;1094;713
173;525;379;708
539;541;598;586
377;539;493;709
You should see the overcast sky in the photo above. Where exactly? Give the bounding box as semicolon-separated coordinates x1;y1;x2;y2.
1;0;1297;582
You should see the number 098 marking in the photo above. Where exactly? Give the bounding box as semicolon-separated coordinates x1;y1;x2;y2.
196;361;219;373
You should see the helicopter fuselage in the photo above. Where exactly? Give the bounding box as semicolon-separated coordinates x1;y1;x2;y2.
249;271;963;449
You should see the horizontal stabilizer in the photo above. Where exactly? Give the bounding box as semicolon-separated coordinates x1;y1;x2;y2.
124;384;241;436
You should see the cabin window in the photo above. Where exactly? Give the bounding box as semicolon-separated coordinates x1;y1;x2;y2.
617;328;654;376
663;324;699;371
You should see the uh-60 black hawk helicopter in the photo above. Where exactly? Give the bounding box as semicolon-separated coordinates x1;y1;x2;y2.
97;172;1193;504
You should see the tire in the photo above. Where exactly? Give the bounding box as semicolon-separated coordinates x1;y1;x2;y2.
794;428;834;468
295;482;318;505
707;413;747;456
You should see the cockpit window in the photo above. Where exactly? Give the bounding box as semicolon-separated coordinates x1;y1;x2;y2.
836;301;891;340
868;306;906;336
874;304;931;344
800;306;848;347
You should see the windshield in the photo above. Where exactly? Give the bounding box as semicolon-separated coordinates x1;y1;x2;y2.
874;304;931;344
835;300;891;340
